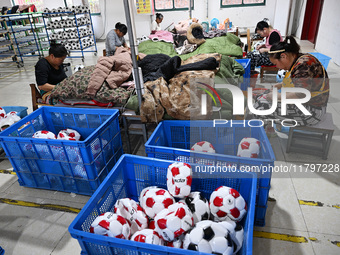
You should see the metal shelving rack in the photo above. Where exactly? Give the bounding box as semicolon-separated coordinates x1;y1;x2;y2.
42;10;97;62
0;17;20;67
1;13;49;67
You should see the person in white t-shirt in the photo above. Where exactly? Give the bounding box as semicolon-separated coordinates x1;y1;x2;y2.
151;13;163;34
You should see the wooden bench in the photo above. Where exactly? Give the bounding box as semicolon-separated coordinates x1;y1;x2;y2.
286;113;334;159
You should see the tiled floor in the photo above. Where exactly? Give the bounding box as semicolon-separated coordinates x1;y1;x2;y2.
0;40;339;255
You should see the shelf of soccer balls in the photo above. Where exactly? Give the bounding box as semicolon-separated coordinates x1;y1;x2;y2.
42;11;97;57
0;13;50;66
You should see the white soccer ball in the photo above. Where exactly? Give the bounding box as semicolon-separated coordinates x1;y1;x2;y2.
139;187;175;219
32;130;57;139
130;229;164;245
167;162;192;198
183;220;234;255
114;198;148;235
209;186;247;222
181;192;210;224
191;141;216;153
154;202;194;242
237;137;261;158
57;128;81;141
90;212;131;239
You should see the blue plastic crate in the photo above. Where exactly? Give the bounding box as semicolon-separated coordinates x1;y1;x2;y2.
1;106;28;118
69;154;257;255
0;246;4;255
235;58;250;91
0;106;123;195
308;52;331;70
145;120;275;227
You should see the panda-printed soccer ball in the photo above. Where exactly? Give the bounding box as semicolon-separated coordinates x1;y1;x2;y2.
191;141;216;153
57;128;81;141
181;192;210;224
237;137;261;158
209;186;247;222
276;69;287;83
154;202;194;242
167;162;192;198
130;229;164;245
90;212;131;239
218;220;244;253
139;187;175;219
183;220;234;255
32;130;56;139
114;198;148;235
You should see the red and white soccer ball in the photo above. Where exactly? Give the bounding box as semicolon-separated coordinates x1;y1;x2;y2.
32;130;56;139
0;107;5;119
139;187;175;219
209;186;247;222
5;111;21;122
183;220;234;255
130;229;164;245
154;202;194;242
166;236;184;248
114;198;148;235
167;162;192;198
90;212;131;239
181;192;210;224
191;141;216;153
237;137;261;158
57;128;81;141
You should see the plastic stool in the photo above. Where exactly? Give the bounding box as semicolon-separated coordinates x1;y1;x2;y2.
286;113;334;159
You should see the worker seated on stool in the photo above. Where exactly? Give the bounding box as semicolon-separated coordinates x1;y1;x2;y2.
246;20;283;71
253;36;329;127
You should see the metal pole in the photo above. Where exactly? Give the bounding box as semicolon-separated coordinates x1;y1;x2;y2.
123;0;142;110
123;0;148;143
189;0;192;19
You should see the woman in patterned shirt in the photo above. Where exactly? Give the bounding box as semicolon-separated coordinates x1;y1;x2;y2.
255;36;329;126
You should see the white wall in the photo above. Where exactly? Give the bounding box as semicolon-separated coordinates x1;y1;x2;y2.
290;0;307;38
273;0;291;37
43;0;66;9
98;0;279;39
315;0;340;65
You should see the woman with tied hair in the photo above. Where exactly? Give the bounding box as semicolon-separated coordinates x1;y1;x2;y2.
105;22;128;56
35;40;68;96
151;13;163;34
247;20;283;70
254;36;329;126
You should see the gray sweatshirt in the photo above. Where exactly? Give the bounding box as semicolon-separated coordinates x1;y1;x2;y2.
105;29;126;56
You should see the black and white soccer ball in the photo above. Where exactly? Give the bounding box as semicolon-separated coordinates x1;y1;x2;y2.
276;69;287;83
180;192;210;224
183;220;234;255
73;64;84;73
